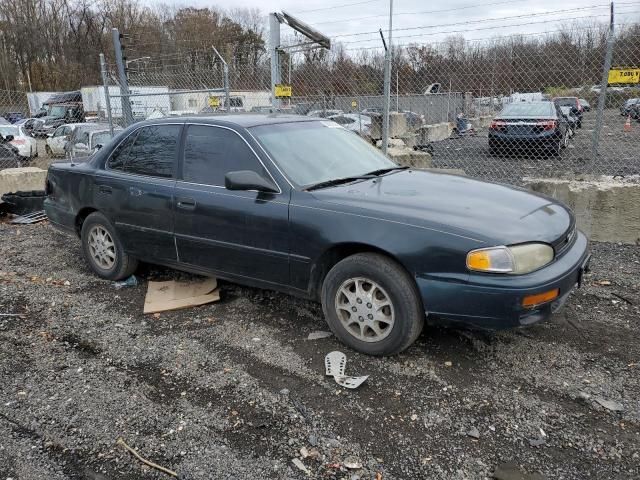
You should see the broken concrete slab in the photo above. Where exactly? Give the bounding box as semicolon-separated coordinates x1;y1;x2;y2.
375;138;405;149
0;167;47;198
387;147;432;169
525;176;640;244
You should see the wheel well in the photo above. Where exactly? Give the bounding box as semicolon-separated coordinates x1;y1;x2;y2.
309;243;409;301
74;207;97;237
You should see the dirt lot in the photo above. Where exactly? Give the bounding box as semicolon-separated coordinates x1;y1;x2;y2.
431;108;639;183
0;222;639;480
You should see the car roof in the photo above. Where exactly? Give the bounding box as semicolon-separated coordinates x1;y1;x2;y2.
139;114;322;128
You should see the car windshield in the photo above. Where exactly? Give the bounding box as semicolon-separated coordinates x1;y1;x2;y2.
251;121;396;187
48;105;67;117
501;103;553;116
0;126;19;137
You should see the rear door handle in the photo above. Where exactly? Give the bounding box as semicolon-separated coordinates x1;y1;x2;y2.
176;197;196;210
129;187;144;196
98;185;112;194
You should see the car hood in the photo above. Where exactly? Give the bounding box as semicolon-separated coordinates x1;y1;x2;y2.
310;170;572;245
40;116;63;125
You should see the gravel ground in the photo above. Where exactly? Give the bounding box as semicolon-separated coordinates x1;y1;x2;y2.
0;222;639;480
431;108;639;184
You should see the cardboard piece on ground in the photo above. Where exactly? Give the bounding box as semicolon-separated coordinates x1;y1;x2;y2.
144;278;220;314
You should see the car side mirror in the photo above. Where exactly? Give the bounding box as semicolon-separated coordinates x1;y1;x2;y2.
47;133;54;138
4;135;14;142
95;144;103;151
225;170;278;193
571;107;579;114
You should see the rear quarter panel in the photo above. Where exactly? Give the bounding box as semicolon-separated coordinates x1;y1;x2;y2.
44;162;97;233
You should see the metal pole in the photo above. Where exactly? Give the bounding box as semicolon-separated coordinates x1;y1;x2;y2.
212;46;230;112
381;0;393;155
112;28;134;126
269;13;282;109
99;54;114;135
396;68;399;111
592;2;615;160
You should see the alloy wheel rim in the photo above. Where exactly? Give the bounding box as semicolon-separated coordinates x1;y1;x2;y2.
335;277;395;342
88;225;116;270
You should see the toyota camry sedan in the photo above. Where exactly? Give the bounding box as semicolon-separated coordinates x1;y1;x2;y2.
44;115;590;356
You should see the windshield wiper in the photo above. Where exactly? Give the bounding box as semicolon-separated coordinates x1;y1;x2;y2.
304;175;376;191
364;166;409;176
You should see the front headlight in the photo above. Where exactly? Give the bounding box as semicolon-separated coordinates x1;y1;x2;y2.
467;243;554;274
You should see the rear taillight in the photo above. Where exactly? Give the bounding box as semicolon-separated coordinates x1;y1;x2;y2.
537;120;556;131
490;120;507;130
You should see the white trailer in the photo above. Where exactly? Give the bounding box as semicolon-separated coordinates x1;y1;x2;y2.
26;92;59;116
81;85;171;120
170;90;272;112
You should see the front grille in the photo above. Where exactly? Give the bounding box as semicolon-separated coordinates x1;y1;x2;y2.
553;225;577;258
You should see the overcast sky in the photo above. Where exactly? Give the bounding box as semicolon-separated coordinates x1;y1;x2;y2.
169;0;639;50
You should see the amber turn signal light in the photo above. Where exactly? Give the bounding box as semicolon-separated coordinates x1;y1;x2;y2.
522;289;559;308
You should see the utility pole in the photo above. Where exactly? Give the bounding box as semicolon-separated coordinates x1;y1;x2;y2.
381;0;393;155
269;13;282;109
592;2;615;159
212;46;230;111
112;28;134;125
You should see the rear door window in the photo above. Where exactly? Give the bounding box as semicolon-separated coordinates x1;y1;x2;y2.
181;125;268;187
107;125;181;178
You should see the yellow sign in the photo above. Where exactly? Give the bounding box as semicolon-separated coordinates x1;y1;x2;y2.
274;84;292;98
351;100;357;108
608;68;640;85
208;96;220;107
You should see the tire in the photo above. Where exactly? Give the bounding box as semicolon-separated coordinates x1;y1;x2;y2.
552;138;563;157
80;212;138;281
562;131;569;148
321;253;424;356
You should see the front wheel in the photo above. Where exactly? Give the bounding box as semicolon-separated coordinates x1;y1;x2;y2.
321;253;424;356
81;212;138;281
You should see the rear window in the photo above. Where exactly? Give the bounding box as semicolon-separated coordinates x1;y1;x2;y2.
501;103;553;116
554;97;577;107
107;125;181;178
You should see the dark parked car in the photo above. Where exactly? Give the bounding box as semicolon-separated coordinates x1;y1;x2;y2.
44;115;590;356
489;101;571;156
620;98;640;116
552;97;582;127
559;106;579;136
630;102;640;121
3;112;25;124
578;99;591;112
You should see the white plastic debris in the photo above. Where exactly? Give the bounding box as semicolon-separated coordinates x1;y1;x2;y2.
292;458;310;475
324;351;368;389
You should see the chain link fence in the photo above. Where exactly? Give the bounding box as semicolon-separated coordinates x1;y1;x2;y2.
0;90;31;169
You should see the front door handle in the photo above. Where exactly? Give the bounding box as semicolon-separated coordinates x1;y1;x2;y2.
176;197;196;210
98;185;112;194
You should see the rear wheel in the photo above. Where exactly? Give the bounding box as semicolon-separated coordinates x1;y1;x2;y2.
321;253;424;356
81;212;138;281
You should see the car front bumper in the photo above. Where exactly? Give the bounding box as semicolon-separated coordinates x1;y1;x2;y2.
416;230;590;329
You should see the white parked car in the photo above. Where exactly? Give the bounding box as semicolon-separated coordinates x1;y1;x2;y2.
0;124;38;159
70;128;120;157
46;124;80;157
328;113;372;136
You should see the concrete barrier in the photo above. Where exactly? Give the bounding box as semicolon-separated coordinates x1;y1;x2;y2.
369;112;408;139
0;167;47;198
387;148;432;168
418;122;452;143
525;176;640;244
